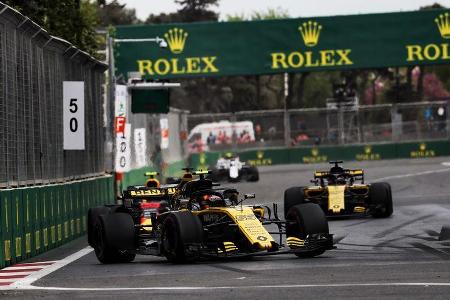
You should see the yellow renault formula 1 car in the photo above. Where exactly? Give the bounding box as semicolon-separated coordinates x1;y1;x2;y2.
90;171;333;263
284;161;393;219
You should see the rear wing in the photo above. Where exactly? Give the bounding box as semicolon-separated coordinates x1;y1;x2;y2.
345;169;364;182
123;186;177;199
314;171;330;179
314;169;364;182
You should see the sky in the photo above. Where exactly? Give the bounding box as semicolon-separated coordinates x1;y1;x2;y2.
119;0;450;21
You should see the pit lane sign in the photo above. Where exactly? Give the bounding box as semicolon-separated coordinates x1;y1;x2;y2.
134;128;147;167
115;123;131;172
115;9;450;79
115;85;131;172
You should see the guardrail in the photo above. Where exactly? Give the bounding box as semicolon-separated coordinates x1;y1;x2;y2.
0;176;114;268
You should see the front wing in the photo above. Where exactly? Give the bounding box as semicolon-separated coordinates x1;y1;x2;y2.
197;233;334;259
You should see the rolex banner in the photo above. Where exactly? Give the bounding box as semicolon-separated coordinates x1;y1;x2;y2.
115;9;450;79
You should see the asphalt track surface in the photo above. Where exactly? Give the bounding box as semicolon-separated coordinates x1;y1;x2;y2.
3;157;450;299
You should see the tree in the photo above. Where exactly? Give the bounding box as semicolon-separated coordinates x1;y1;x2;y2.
146;0;218;24
3;0;99;55
175;0;218;22
97;0;140;26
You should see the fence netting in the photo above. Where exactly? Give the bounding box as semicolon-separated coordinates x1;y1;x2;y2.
0;4;107;187
187;101;450;153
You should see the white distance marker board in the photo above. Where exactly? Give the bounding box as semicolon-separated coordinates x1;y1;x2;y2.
63;81;85;150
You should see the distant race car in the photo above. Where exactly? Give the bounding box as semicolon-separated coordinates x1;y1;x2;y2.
208;153;259;182
284;161;393;218
88;170;333;263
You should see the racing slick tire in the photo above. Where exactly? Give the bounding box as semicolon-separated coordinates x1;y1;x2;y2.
207;168;224;182
166;177;181;184
284;187;306;219
286;203;329;258
87;206;110;247
370;182;393;218
246;166;259;182
161;211;203;263
94;213;136;264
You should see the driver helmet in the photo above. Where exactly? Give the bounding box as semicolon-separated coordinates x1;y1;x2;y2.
329;174;346;185
330;166;343;174
145;178;160;188
224;152;234;159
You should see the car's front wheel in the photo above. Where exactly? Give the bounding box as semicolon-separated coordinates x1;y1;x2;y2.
286;203;329;258
161;211;203;263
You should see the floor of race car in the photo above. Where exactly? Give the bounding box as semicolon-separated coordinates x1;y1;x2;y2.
2;157;450;300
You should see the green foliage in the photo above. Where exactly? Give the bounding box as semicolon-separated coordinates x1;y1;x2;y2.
97;0;140;26
4;0;99;55
147;0;218;24
250;8;289;20
227;7;289;21
301;72;338;107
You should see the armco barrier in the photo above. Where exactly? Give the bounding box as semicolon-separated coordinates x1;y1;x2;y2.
0;176;114;268
189;140;450;169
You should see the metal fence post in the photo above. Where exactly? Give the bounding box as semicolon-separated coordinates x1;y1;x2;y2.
231;112;237;151
447;101;450;140
284;110;291;147
390;104;398;142
337;105;345;144
107;36;119;200
283;73;290;147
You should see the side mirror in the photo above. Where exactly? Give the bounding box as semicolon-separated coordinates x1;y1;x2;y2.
244;193;256;199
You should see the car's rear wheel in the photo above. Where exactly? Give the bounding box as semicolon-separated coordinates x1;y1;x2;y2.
370;182;393;218
207;168;224;182
161;211;203;263
94;213;136;264
246;166;259;182
286;203;329;258
284;187;305;219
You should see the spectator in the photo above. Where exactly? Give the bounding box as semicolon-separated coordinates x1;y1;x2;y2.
206;131;216;145
255;123;262;141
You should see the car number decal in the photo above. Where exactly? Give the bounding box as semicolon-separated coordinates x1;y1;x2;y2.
130;189;162;196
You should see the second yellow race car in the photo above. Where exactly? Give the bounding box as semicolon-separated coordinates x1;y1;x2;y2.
284;161;393;218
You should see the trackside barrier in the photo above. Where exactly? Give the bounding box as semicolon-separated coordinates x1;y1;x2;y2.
189;140;450;169
0;176;114;268
121;160;186;188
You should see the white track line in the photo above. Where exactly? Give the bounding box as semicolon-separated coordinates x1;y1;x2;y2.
17;282;450;291
9;247;93;289
374;167;450;182
442;162;450;167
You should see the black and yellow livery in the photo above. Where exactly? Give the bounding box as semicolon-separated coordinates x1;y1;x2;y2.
88;169;333;263
284;161;393;218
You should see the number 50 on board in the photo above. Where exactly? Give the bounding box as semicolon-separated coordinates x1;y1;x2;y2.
63;81;85;150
